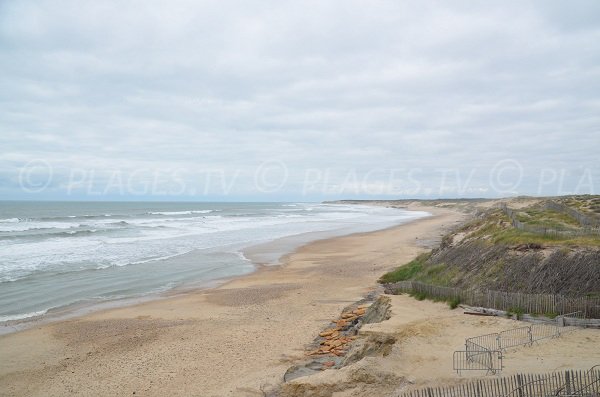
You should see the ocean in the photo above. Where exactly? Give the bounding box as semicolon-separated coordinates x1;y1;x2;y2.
0;201;429;323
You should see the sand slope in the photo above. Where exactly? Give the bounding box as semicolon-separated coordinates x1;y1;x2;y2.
284;295;600;397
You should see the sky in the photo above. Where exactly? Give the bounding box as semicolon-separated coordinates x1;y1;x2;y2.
1;0;599;201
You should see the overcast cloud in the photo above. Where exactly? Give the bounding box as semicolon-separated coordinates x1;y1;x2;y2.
1;0;599;200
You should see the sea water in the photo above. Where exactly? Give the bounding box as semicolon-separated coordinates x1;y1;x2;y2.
0;201;429;323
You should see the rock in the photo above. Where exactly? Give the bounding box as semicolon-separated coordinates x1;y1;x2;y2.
323;361;335;368
319;329;335;337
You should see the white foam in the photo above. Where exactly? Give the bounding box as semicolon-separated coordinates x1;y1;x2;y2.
0;309;48;322
148;210;213;215
0;204;433;324
0;221;77;232
0;204;428;287
0;218;20;223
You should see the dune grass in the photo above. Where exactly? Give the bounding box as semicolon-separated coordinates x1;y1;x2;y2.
379;252;430;283
471;210;600;246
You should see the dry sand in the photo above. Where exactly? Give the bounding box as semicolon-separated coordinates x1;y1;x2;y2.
285;294;600;397
2;202;596;397
0;206;464;397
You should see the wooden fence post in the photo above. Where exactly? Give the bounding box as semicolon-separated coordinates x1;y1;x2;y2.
516;374;524;397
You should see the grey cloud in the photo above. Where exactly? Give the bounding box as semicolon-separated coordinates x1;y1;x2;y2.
0;0;599;200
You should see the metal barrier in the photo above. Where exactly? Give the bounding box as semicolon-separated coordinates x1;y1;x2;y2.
529;323;560;342
500;326;533;350
497;323;561;351
453;313;588;376
466;340;489;363
466;332;500;352
453;350;503;375
558;311;586;328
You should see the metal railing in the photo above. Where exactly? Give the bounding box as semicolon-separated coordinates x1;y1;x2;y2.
463;322;561;355
558;311;587;328
500;326;533;350
453;350;503;375
452;309;590;376
454;319;574;375
466;332;500;352
529;323;560;342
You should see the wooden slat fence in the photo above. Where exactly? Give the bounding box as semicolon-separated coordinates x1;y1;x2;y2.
498;203;600;237
396;368;600;397
388;281;600;319
545;200;600;228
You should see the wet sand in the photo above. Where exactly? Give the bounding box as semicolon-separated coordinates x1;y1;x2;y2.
0;206;464;397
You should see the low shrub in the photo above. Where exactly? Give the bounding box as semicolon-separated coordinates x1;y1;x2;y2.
508;306;525;320
448;297;461;310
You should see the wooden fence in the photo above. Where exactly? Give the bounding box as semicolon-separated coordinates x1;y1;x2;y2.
396;367;600;397
387;281;600;319
498;203;600;237
545;200;600;228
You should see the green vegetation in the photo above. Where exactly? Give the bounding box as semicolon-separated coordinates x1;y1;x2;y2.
407;290;461;310
448;297;461;310
515;208;580;230
379;198;600;299
410;291;428;301
471;210;600;247
563;195;600;215
414;263;459;286
379;252;430;283
507;307;525;320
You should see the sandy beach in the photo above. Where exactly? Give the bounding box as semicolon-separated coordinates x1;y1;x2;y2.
4;2;599;395
284;293;600;396
0;206;465;396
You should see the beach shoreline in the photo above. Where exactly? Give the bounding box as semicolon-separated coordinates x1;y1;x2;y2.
0;206;430;336
0;204;429;335
0;204;466;396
